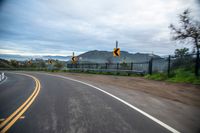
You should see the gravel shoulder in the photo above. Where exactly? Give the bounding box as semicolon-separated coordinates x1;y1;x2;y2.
55;72;200;133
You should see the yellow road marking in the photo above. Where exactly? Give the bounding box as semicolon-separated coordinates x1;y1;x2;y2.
0;75;38;129
0;73;41;133
0;74;38;129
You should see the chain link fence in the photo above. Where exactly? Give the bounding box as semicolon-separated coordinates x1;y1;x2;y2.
66;53;199;76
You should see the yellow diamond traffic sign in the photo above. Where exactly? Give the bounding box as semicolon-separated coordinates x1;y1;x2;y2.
48;60;53;64
71;56;77;64
113;48;120;57
27;60;32;65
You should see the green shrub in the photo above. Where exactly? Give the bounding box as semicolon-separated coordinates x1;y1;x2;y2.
145;73;168;80
167;69;200;84
145;69;200;84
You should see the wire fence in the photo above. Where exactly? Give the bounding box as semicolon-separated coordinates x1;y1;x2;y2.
66;53;200;76
66;62;149;74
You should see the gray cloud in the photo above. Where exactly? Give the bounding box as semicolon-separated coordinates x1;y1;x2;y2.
0;0;199;56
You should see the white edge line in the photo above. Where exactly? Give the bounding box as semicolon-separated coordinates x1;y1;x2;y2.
0;76;7;85
43;73;180;133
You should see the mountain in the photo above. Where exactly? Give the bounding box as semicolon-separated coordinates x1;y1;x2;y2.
0;54;71;61
0;51;161;63
77;50;161;63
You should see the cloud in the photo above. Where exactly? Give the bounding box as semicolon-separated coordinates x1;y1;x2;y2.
0;0;199;56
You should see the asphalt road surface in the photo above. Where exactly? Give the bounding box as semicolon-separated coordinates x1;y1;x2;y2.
0;72;178;133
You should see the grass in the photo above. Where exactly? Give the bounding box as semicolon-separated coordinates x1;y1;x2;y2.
145;69;200;84
145;73;168;80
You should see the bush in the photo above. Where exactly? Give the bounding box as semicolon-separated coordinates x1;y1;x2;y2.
145;73;168;80
145;69;200;84
167;69;200;84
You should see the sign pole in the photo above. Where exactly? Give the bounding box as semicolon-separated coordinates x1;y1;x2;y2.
116;40;118;48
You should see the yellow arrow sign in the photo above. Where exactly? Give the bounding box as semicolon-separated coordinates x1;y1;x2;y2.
48;60;53;64
71;56;77;64
113;48;120;57
27;61;32;65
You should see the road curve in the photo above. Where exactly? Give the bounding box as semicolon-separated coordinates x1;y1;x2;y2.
1;72;178;133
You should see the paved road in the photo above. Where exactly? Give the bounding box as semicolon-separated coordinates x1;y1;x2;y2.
0;72;174;133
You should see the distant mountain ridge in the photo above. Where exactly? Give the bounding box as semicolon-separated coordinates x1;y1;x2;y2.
0;54;71;61
0;50;161;63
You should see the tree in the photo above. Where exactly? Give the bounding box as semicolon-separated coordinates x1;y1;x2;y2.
172;48;193;70
0;59;12;68
174;48;189;58
9;60;19;67
169;9;200;76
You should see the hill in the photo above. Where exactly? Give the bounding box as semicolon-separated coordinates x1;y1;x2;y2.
77;50;161;63
0;51;161;63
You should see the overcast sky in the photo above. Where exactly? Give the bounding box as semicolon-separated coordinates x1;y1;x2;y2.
0;0;200;56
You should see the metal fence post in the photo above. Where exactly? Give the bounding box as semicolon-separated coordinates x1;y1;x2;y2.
117;63;119;70
195;50;199;77
167;55;171;77
131;62;133;70
148;58;153;75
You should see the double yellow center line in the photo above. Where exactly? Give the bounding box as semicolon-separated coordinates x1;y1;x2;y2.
0;73;41;133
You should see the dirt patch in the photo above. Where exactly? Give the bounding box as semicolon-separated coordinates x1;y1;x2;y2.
57;72;200;107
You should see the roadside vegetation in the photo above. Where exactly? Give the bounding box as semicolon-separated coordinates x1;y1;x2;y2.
145;9;199;85
145;69;200;84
